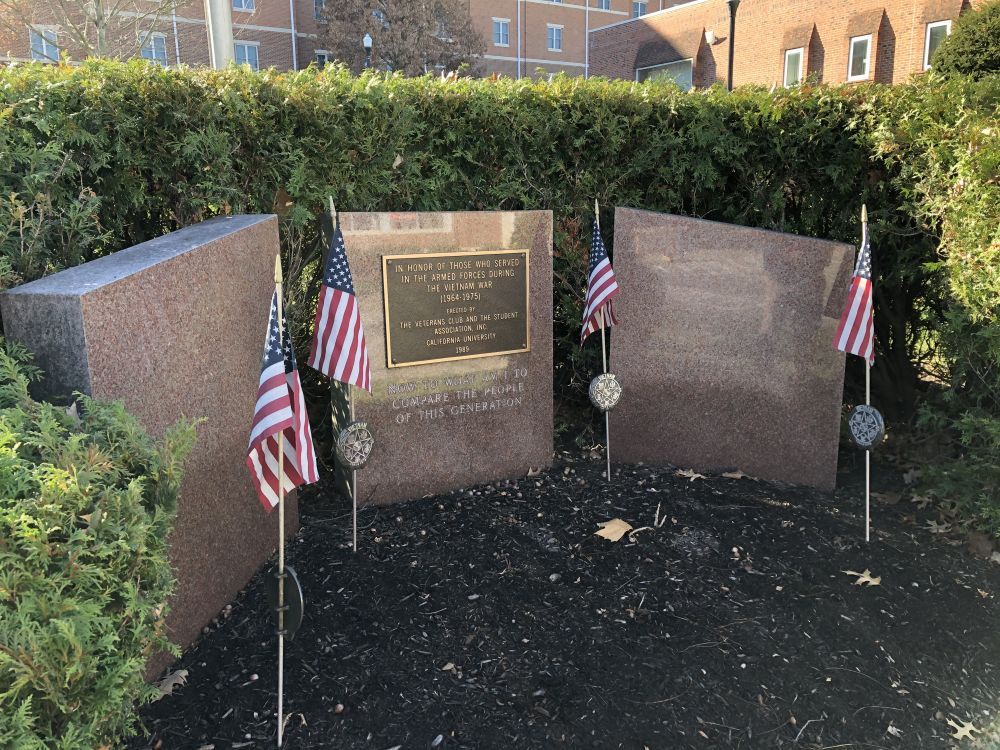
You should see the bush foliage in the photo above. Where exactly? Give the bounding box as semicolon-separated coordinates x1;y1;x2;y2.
0;342;197;747
0;61;996;529
932;1;1000;79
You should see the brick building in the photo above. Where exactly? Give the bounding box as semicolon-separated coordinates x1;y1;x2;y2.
0;0;328;70
588;0;982;88
0;1;676;78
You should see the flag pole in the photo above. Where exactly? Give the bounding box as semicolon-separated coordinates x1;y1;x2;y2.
595;198;611;482
329;196;358;554
273;254;287;748
862;203;871;544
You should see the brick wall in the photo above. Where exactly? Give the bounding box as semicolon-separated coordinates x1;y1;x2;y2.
589;0;983;86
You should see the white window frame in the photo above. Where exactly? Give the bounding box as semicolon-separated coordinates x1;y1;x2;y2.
847;34;872;81
314;49;329;66
492;18;510;47
234;40;260;70
29;26;59;62
635;57;694;90
547;23;563;52
783;47;804;87
232;0;255;11
139;31;168;66
632;1;647;17
598;0;611;9
923;19;951;70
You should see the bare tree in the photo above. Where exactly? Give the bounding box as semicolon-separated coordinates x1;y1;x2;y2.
317;0;485;76
0;0;191;61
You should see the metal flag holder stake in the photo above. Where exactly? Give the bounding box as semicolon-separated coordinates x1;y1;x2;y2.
328;197;375;553
843;204;884;543
268;255;304;748
588;199;621;482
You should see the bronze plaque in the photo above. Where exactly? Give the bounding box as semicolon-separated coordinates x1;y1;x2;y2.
382;250;530;367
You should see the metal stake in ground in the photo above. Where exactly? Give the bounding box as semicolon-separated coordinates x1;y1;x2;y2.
327;197;375;553
273;254;287;748
585;198;622;482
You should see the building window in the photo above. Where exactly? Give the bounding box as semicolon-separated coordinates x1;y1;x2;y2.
233;0;255;11
492;19;510;47
598;0;611;8
636;58;693;90
783;47;803;86
923;20;951;69
314;0;325;21
632;1;647;17
315;50;329;67
847;34;871;81
29;27;58;62
140;32;168;66
547;24;562;52
234;41;259;70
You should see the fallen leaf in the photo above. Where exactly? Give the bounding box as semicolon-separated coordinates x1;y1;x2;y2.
926;520;952;534
872;491;901;505
977;588;990;599
392;154;404;169
945;718;980;741
842;569;881;586
886;722;903;738
675;468;705;482
911;494;933;509
154;669;188;701
441;662;455;672
721;470;752;480
595;518;633;542
526;467;542;477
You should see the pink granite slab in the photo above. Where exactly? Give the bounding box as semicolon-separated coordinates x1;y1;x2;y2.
335;211;553;506
609;208;853;489
1;215;297;674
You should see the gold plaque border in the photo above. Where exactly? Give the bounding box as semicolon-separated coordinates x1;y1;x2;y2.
382;249;531;369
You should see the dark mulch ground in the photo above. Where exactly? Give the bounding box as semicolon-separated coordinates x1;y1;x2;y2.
131;452;1000;750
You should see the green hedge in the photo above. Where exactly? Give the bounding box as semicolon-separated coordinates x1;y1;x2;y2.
932;0;1000;80
0;61;996;528
0;342;196;748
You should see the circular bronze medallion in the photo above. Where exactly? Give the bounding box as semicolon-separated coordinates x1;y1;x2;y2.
848;404;885;450
589;373;623;413
336;420;375;469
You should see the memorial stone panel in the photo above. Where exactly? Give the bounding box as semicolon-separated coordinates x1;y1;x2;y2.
337;211;553;506
0;215;295;673
610;208;854;490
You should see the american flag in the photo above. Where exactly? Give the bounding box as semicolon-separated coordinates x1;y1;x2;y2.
833;220;875;365
307;219;372;391
246;291;319;510
580;219;620;345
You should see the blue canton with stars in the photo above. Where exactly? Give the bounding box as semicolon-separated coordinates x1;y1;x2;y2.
854;227;872;281
323;221;356;294
588;220;610;275
262;291;296;375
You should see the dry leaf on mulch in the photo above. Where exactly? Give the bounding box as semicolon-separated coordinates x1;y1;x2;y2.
595;518;633;542
842;569;881;586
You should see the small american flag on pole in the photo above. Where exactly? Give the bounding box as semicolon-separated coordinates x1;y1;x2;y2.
580;219;620;346
833;219;875;365
246;291;319;510
307;219;372;391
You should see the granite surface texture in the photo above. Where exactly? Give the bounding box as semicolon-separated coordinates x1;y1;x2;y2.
609;208;853;490
1;215;298;674
335;211;553;506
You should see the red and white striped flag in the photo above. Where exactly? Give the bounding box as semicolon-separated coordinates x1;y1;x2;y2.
833;220;874;365
307;219;372;391
580;218;620;345
246;291;319;510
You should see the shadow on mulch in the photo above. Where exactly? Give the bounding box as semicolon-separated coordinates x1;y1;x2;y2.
132;453;1000;750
